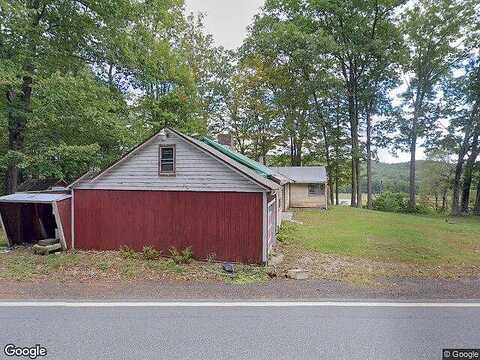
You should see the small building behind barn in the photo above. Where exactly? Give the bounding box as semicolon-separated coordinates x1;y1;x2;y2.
271;166;328;209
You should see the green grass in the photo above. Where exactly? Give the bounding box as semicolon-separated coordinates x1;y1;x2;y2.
0;229;7;248
282;207;480;265
0;248;269;284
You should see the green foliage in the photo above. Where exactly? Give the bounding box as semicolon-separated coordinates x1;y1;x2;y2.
277;221;298;244
0;0;210;193
224;265;269;285
372;192;408;213
142;246;162;261
169;246;193;264
119;245;137;260
0;230;7;248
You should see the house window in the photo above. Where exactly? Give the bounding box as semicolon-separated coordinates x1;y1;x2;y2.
159;145;176;175
308;184;322;196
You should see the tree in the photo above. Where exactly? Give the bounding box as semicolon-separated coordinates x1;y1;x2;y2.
0;0;143;193
301;0;402;207
23;69;136;182
396;0;474;211
420;153;455;212
0;0;212;194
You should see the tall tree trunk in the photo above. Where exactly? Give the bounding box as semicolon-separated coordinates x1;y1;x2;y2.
321;124;334;206
408;88;426;211
474;178;480;215
408;114;418;211
452;120;476;215
442;190;447;212
355;93;362;208
351;156;357;207
366;111;372;209
5;70;32;194
335;177;339;205
356;154;361;207
311;92;334;206
334;101;341;206
348;92;357;207
461;131;479;213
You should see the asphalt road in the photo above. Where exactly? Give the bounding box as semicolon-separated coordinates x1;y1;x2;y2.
0;303;479;360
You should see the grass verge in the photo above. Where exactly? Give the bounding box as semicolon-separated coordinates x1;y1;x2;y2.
278;206;480;284
0;248;267;284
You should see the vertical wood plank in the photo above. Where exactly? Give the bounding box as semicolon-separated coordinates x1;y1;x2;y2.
74;190;263;263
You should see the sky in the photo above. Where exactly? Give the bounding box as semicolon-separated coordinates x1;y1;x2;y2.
184;0;424;164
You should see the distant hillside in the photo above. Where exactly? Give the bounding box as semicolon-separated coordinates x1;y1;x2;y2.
335;160;435;193
363;160;432;193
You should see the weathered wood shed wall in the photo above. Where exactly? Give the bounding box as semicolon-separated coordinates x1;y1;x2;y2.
73;189;264;263
56;198;72;249
75;132;263;193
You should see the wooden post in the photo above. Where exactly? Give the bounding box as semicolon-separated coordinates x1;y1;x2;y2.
0;211;10;247
52;202;67;250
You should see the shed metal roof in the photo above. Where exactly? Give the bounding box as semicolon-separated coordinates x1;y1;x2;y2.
270;166;327;183
0;193;71;204
17;179;68;192
202;138;274;178
171;130;280;191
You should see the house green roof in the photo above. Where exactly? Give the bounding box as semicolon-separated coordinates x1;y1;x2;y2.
202;138;274;178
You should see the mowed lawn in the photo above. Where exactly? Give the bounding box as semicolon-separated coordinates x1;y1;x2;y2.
286;207;480;266
0;229;7;248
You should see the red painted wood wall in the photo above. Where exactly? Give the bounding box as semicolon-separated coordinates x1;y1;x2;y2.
73;190;264;263
56;198;72;249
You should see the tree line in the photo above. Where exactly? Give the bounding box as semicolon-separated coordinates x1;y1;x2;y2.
1;0;479;216
208;0;480;215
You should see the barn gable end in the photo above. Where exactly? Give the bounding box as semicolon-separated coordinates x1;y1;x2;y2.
75;131;264;192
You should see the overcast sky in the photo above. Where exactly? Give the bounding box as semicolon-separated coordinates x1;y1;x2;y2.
184;0;423;163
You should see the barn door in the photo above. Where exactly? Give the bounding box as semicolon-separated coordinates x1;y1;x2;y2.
267;199;276;251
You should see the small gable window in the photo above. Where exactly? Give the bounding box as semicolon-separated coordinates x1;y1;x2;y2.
159;145;176;175
308;184;322;196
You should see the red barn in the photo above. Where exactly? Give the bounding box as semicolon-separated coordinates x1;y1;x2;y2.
65;128;280;264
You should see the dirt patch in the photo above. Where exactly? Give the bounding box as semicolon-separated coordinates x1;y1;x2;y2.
276;242;480;287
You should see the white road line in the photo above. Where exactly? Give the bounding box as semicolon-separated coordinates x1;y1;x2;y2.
0;301;479;308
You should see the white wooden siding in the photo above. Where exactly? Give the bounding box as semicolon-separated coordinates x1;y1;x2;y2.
76;133;264;192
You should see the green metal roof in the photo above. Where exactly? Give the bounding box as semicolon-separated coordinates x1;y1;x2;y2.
202;138;274;178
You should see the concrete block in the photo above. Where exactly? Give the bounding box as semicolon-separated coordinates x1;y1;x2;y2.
286;268;310;280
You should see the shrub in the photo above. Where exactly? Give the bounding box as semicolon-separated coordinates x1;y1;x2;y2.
371;192;408;213
169;246;193;264
277;222;297;243
142;246;161;260
119;245;137;260
207;253;216;263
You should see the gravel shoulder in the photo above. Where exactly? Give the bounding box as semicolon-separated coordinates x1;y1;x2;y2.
1;276;480;301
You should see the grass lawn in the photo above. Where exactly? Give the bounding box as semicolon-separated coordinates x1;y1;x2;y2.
0;228;7;248
278;206;480;282
0;247;268;285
